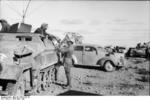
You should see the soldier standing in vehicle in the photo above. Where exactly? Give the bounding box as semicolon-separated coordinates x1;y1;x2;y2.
57;40;74;89
0;19;10;33
34;23;59;42
34;23;49;36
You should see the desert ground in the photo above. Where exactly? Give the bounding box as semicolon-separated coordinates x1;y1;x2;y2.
31;58;150;96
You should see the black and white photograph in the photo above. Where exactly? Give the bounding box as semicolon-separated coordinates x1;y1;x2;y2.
0;0;150;97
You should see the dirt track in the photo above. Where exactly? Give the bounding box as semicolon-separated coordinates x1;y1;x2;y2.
34;58;150;96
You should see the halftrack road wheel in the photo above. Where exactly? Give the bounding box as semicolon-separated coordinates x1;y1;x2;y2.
41;71;49;91
48;66;55;87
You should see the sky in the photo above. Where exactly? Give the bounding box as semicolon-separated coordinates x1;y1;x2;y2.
0;0;150;47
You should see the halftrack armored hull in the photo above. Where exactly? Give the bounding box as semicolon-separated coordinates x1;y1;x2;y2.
0;32;58;96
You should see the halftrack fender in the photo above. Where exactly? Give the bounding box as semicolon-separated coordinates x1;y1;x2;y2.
0;64;23;80
97;57;116;67
33;50;58;69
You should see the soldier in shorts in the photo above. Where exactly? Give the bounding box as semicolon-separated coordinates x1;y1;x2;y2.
57;40;74;89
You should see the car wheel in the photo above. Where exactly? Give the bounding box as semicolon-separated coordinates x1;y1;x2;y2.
104;61;115;72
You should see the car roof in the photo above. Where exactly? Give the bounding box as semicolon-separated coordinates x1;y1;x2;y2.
74;43;102;48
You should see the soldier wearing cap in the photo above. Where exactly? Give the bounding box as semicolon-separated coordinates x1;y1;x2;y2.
57;40;74;89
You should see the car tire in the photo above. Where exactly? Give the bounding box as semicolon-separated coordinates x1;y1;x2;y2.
104;61;115;72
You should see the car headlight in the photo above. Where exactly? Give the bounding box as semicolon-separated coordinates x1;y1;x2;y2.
0;53;7;63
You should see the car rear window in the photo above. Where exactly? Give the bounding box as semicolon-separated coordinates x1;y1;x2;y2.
85;46;96;52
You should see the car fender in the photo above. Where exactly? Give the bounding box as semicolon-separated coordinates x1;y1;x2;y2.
97;57;116;67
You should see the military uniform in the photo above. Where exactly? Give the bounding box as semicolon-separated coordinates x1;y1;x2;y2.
59;42;74;88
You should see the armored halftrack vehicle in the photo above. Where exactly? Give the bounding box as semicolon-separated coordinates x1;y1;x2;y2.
0;23;59;96
126;47;150;58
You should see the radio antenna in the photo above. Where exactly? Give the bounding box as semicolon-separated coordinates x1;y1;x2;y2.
22;0;31;23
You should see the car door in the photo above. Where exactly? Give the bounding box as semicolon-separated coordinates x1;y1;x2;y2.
74;45;84;64
83;46;98;66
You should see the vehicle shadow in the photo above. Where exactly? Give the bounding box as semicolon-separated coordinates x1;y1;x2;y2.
73;65;122;72
58;90;101;96
135;68;150;83
73;65;103;71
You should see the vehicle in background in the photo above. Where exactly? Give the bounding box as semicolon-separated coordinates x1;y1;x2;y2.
125;47;149;58
72;44;125;72
125;42;150;59
114;46;126;54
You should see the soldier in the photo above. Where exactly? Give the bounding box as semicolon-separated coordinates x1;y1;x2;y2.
136;43;141;49
34;23;60;43
0;19;10;33
34;23;48;36
57;40;74;89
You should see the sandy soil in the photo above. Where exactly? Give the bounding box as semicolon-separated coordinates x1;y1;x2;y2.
71;58;149;95
34;58;150;96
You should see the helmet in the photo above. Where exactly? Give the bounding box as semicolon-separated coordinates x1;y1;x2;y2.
41;23;48;29
0;19;7;23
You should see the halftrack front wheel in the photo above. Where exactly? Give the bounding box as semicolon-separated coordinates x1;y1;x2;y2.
6;75;25;96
